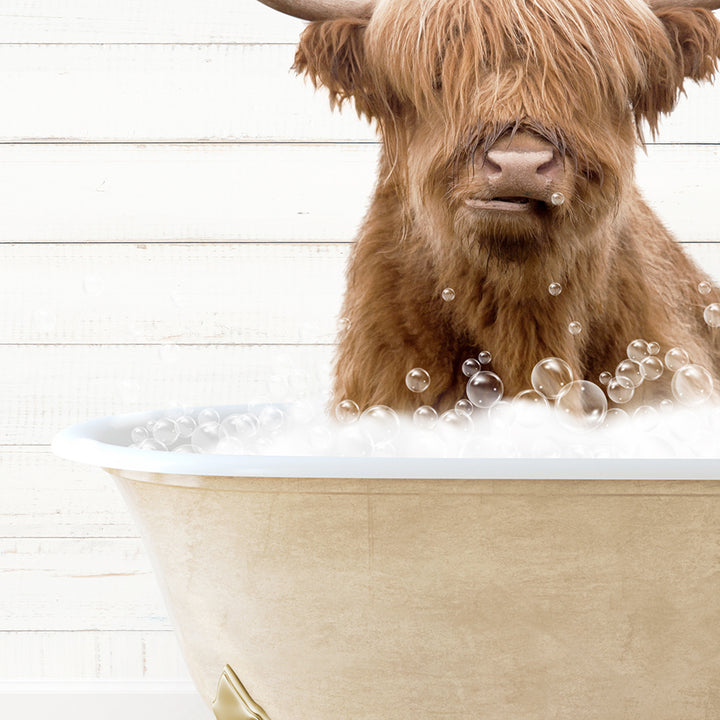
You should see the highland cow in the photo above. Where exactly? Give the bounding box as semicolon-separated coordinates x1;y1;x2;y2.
259;0;720;412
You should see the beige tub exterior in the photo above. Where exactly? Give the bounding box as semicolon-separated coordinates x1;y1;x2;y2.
108;468;720;720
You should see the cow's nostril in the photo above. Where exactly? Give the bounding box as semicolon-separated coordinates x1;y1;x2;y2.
483;155;503;175
537;155;560;175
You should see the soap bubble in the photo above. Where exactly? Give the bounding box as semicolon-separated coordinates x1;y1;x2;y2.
659;399;674;413
639;356;664;381
531;357;573;400
197;407;220;426
606;376;634;404
337;316;351;332
131;425;150;444
191;422;221;452
221;413;259;440
568;321;582;335
665;347;690;372
548;282;562;296
478;350;492;364
555;380;607;432
259;406;285;432
698;281;713;295
626;339;650;362
704;303;720;328
173;444;199;453
671;364;714;407
441;287;455;301
615;359;644;388
455;399;474;417
405;367;431;393
438;409;473;433
176;415;197;438
603;407;630;429
648;342;660;355
462;358;481;377
466;371;504;409
633;405;659;432
599;371;612;385
228;413;260;440
360;405;400;444
550;192;565;206
513;389;548;407
413;405;439;430
138;438;167;451
335;399;360;424
152;417;179;445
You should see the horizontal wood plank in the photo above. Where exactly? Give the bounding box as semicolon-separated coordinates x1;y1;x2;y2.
0;344;333;445
0;0;306;44
0;448;135;538
0;44;373;143
0;143;717;242
0;43;716;143
0;682;212;720
0;538;170;631
1;243;347;344
0;631;190;679
1;241;718;345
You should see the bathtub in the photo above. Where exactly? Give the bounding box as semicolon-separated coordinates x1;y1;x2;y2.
53;405;720;720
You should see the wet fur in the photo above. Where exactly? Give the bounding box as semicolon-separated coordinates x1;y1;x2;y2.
294;0;720;411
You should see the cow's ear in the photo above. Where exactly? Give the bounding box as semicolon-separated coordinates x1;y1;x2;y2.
635;7;720;133
293;18;394;120
656;7;720;83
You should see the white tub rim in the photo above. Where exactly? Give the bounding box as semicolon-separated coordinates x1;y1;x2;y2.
51;405;720;481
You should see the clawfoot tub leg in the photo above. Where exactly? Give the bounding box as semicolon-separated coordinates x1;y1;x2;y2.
212;665;272;720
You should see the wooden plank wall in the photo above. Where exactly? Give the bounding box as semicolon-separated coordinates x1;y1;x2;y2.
1;0;719;685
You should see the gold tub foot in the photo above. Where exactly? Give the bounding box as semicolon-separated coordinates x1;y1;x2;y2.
212;665;272;720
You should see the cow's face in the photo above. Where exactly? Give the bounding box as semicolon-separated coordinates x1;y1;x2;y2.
295;0;720;259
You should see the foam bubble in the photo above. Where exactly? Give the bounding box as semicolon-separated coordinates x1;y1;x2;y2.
462;358;481;377
413;405;438;430
555;380;607;432
671;364;714;407
639;356;664;381
335;399;360;424
405;368;431;393
626;339;650;362
704;303;720;328
615;359;644;388
606;376;634;404
531;357;573;400
466;371;504;409
665;347;690;372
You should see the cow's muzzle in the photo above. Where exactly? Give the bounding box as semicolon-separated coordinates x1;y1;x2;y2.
465;131;566;211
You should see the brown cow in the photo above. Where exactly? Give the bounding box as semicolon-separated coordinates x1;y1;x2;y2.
258;0;720;412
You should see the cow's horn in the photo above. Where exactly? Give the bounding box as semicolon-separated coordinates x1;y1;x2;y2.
648;0;720;9
256;0;375;21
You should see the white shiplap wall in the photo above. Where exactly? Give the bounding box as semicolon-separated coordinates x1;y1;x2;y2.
1;0;719;706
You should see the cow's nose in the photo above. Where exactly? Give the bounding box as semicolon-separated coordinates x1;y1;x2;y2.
481;148;564;189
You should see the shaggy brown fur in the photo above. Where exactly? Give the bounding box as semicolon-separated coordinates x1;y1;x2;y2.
294;0;720;411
